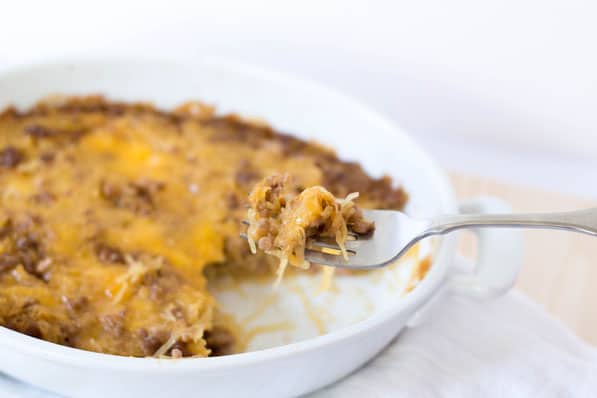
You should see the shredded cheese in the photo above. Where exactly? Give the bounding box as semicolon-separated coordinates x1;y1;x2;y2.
112;255;163;304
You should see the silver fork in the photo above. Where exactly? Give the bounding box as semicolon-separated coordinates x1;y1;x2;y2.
241;207;597;269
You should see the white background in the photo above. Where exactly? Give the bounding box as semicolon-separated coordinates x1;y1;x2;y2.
1;0;596;197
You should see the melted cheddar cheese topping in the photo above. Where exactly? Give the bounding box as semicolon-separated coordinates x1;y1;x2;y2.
0;96;408;357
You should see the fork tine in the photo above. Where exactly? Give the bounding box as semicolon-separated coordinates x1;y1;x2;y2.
238;232;375;268
308;241;356;255
238;209;419;269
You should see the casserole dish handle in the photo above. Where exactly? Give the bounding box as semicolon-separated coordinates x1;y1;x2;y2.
407;197;522;327
448;196;523;299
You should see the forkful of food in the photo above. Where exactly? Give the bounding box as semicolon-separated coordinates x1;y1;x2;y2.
240;174;597;274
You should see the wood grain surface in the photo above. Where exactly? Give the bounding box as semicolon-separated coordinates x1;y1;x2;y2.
450;173;597;345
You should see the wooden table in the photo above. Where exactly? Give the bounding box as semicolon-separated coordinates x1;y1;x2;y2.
451;173;597;345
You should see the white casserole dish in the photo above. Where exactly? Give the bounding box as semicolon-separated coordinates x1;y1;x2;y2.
0;57;522;397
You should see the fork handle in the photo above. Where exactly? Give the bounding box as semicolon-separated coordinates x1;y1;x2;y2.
426;207;597;237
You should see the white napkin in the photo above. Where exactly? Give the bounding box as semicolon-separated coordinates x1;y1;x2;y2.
315;290;597;397
2;282;597;397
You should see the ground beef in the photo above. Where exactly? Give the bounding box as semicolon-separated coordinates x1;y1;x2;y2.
99;179;164;215
204;326;236;356
0;146;24;168
0;226;47;279
24;124;59;139
234;160;261;187
137;327;170;356
61;295;88;313
95;244;125;264
101;311;126;337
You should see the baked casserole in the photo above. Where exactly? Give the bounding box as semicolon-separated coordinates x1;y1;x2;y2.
0;96;407;358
